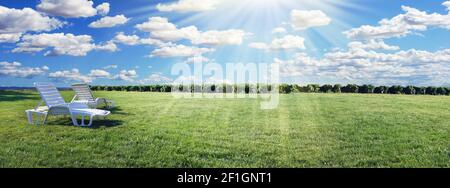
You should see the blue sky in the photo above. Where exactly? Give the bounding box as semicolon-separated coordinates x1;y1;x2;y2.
1;0;450;86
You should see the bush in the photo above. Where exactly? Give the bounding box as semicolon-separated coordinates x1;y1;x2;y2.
374;86;387;94
403;86;416;95
91;86;99;91
425;87;437;95
436;87;447;95
292;84;302;93
131;86;141;92
342;84;359;93
359;84;375;93
302;84;315;93
332;84;342;93
388;85;403;94
319;84;333;93
414;86;426;95
279;84;293;94
90;84;450;96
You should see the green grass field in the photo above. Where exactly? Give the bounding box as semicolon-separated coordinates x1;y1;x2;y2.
0;90;448;167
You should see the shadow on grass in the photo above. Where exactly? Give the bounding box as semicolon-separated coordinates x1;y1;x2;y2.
0;90;38;102
108;106;134;115
45;116;124;129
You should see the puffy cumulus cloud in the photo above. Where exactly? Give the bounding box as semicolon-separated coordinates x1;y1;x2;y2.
49;68;139;83
139;73;172;84
348;40;399;51
13;33;116;56
114;70;137;82
344;4;450;40
0;6;63;36
135;17;177;32
276;44;450;86
0;61;48;78
89;15;129;28
444;1;450;10
37;0;97;18
88;69;111;78
0;33;22;43
156;0;219;12
112;32;166;47
112;32;140;45
272;27;287;34
190;29;246;46
96;3;110;16
139;37;166;47
291;10;331;30
49;69;93;83
94;41;119;52
103;64;118;69
249;35;305;51
248;42;269;50
184;55;211;64
151;44;214;57
135;17;247;45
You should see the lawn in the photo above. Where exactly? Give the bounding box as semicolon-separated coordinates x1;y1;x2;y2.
0;90;448;167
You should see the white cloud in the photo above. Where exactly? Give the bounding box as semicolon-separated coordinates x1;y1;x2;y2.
0;6;63;35
89;15;129;28
37;0;97;18
276;44;450;86
248;42;269;50
139;37;166;47
13;33;116;56
96;3;110;16
0;61;48;78
103;64;118;69
0;33;22;43
344;5;450;40
348;40;400;51
139;73;172;84
272;27;287;33
249;35;305;51
156;0;219;12
291;10;331;30
114;69;137;82
135;17;177;32
89;69;111;78
135;16;246;45
113;32;140;45
95;41;119;52
150;26;198;42
184;55;211;64
151;44;214;57
190;29;246;46
49;69;93;83
112;32;166;47
444;1;450;11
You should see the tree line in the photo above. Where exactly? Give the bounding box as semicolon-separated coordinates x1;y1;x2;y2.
90;84;450;95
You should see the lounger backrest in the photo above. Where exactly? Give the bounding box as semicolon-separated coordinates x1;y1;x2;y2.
72;83;95;103
34;82;66;107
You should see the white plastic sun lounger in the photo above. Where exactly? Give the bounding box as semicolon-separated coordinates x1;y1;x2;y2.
32;82;111;126
71;83;115;109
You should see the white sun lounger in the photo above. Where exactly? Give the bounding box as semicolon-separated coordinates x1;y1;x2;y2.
31;82;111;126
71;83;115;109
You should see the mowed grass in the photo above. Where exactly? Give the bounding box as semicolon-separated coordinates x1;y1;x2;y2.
0;90;449;168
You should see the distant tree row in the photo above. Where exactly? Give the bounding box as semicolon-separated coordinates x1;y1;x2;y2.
90;84;450;96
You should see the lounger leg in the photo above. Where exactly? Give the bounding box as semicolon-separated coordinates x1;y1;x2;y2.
26;111;33;124
81;115;85;126
42;114;48;125
71;114;79;126
88;115;94;126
